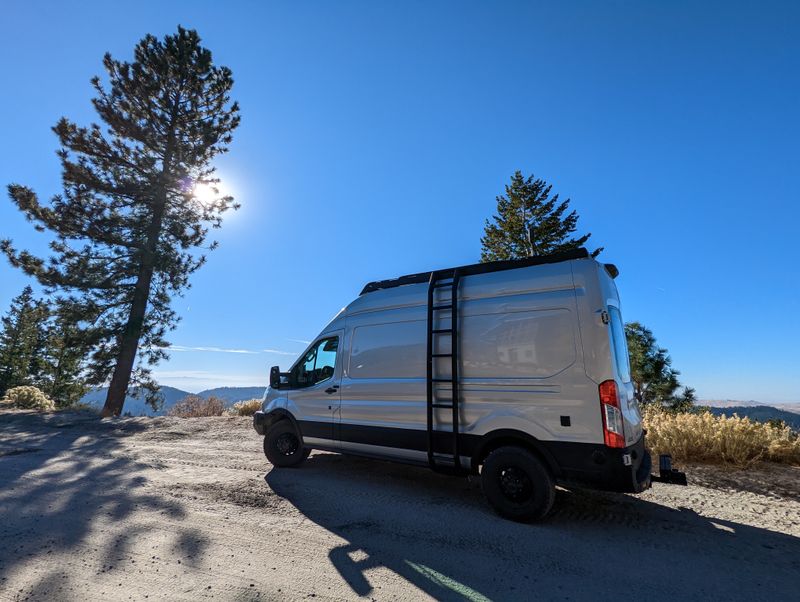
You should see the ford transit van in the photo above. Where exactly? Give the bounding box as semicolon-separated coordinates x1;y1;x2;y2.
254;249;654;520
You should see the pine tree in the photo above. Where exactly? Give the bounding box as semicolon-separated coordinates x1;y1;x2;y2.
0;286;50;396
41;302;90;407
480;171;601;262
1;27;240;416
625;321;695;411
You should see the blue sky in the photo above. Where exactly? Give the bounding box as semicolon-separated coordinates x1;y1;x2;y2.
1;1;798;401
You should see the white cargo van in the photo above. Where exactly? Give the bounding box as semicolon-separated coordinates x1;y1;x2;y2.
254;249;680;521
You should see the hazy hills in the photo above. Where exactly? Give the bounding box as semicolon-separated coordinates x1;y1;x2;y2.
81;385;266;416
701;400;800;431
702;399;800;411
80;387;800;427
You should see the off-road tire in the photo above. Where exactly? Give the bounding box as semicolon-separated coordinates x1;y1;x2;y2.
263;421;308;468
481;446;555;521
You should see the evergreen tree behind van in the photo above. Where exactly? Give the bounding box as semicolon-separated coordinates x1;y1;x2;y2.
480;171;601;261
625;322;695;411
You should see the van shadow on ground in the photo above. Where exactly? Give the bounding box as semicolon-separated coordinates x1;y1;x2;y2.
265;453;800;602
0;411;207;599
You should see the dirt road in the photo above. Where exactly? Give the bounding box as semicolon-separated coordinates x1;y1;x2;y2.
1;410;799;601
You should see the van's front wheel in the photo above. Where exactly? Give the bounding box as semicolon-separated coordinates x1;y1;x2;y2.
481;446;555;521
264;421;310;468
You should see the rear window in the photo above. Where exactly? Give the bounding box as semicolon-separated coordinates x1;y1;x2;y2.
608;307;631;383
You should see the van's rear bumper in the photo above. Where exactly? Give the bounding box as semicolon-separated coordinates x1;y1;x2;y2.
549;434;652;494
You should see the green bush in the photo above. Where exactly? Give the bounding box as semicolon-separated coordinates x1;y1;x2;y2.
2;385;56;411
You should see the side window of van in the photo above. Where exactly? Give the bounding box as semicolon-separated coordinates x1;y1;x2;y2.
293;337;338;388
349;321;426;379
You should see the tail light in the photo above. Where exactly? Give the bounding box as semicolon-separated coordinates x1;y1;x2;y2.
599;380;626;448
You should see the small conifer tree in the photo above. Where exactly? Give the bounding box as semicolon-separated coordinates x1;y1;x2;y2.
626;322;695;411
0;286;50;396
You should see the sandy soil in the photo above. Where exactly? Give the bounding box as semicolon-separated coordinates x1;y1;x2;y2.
1;410;798;601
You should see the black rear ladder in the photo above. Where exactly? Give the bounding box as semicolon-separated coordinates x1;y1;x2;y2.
426;269;462;471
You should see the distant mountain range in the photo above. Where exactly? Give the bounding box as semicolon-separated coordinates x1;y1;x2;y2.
702;399;800;411
81;385;266;416
705;406;800;431
82;388;800;427
701;400;800;431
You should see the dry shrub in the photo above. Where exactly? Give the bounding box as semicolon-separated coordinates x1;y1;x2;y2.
227;398;262;416
643;406;800;468
1;386;56;411
167;395;225;417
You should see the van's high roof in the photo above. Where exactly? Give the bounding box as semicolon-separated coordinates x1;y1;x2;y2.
360;248;609;296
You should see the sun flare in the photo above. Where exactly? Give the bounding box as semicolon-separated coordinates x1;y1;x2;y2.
192;182;218;205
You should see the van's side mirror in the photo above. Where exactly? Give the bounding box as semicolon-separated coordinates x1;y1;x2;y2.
269;366;281;389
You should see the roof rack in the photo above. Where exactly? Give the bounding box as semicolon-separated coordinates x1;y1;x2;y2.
359;248;590;295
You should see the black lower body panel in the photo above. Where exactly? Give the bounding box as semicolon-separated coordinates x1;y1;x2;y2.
548;435;651;493
295;419;651;494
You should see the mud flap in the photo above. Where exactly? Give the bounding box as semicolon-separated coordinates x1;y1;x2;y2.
651;454;687;486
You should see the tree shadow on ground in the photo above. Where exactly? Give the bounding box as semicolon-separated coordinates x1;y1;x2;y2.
266;452;800;602
0;411;207;598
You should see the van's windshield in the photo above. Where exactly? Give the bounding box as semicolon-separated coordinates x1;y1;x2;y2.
608;307;631;383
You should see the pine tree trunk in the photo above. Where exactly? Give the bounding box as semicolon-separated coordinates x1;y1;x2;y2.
100;103;180;417
100;193;169;417
100;188;171;417
100;262;156;416
48;342;66;405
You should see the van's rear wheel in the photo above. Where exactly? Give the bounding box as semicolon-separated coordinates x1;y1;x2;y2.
481;446;555;521
264;421;309;468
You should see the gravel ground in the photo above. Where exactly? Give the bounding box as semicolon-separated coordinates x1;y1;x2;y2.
1;410;798;601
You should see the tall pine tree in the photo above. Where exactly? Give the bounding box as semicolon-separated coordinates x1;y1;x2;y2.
0;286;50;396
480;171;601;262
1;27;240;416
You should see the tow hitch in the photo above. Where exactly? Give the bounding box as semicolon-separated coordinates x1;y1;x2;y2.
651;454;687;486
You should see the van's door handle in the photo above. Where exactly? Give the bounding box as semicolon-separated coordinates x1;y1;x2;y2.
325;386;339;394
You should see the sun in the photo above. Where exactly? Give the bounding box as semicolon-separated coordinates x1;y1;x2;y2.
192;182;218;205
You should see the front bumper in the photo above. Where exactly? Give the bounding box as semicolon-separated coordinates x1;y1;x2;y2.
253;410;268;436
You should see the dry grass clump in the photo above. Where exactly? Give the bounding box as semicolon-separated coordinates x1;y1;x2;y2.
643;406;800;468
227;398;262;416
1;386;56;411
168;395;225;417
